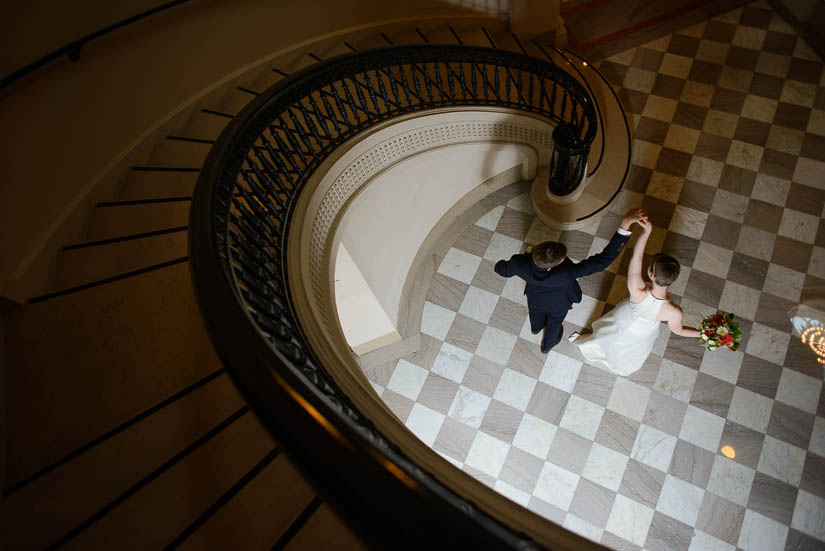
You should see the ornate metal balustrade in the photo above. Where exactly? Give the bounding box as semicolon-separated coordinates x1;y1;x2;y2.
190;45;600;549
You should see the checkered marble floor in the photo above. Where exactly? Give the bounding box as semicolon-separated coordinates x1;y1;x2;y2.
364;2;825;549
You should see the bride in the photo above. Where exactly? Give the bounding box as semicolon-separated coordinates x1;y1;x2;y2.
571;217;701;376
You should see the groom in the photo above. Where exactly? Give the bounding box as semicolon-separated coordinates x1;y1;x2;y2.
494;208;647;353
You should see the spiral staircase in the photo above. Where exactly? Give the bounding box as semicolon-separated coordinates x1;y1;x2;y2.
1;7;631;549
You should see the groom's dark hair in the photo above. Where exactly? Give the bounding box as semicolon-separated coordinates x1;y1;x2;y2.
533;241;567;269
650;253;680;286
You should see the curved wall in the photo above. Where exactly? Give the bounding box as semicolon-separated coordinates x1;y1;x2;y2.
338;142;532;336
292;109;552;348
335;242;400;351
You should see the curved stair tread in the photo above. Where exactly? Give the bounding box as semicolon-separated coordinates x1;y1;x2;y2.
425;26;466;45
489;31;528;54
458;27;498;47
85;200;191;241
282;503;370;551
5;262;218;484
388;27;433;46
119;169;200;201
2;371;245;549
60;412;274;550
56;229;188;291
251;65;288;95
150;137;213;167
177;452;317;550
6;258;348;549
184;110;232;141
221;87;263;119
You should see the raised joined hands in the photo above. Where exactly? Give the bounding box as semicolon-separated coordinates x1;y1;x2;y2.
620;207;649;231
638;217;653;235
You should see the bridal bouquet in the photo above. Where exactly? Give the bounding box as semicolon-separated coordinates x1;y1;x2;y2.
700;312;742;351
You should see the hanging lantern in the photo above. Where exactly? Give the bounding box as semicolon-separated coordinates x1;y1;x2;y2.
548;122;588;197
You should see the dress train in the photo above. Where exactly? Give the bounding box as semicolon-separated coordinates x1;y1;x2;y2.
574;291;666;376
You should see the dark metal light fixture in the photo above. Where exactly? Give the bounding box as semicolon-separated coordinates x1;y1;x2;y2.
548;122;588;197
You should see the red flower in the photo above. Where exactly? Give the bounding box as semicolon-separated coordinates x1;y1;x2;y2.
719;333;734;346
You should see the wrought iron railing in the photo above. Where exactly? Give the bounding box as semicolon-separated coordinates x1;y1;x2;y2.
564;47;633;221
190;44;600;549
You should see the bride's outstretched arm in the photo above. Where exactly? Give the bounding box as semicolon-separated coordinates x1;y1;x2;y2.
626;218;652;294
667;308;701;337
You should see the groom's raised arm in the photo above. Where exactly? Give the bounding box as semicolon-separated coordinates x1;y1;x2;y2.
572;231;630;278
572;208;645;278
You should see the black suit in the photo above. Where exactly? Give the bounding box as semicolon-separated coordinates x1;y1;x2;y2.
494;231;630;349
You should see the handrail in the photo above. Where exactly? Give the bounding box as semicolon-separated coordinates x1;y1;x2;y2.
542;42;606;178
190;44;602;549
0;0;194;91
563;48;633;222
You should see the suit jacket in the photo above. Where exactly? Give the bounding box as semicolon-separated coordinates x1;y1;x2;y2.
494;231;630;318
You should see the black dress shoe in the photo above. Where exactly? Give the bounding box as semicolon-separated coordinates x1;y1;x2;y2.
541;326;564;353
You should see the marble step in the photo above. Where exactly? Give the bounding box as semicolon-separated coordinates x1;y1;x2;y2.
489;30;529;54
351;28;395;51
150;137;213;168
177;452;318;550
61;411;276;550
418;20;508;48
184;109;232;141
457;27;497;48
282;503;369;550
248;32;359;96
6;254;361;549
388;27;432;46
118;170;199;201
221;87;260;119
85;200;190;241
267;41;321;76
513;33;561;60
54;229;189;291
355;21;449;49
250;65;287;95
2;371;246;549
5;262;220;489
228;33;362;114
425;25;465;45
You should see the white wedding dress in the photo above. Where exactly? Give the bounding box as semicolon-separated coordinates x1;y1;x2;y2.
575;291;666;376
